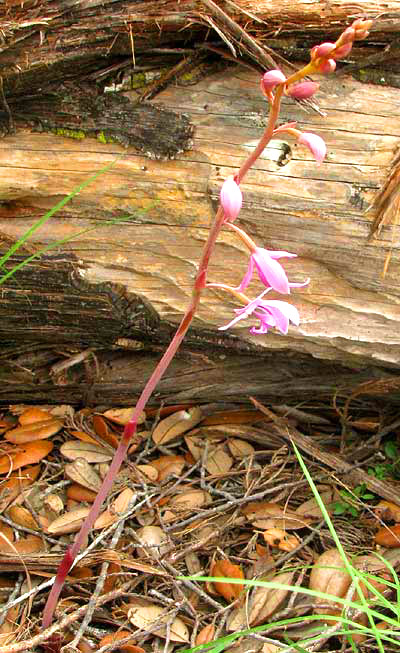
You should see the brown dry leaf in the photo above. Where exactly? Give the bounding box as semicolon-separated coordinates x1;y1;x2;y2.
65;458;102;492
0;464;40;510
134;464;158;482
94;488;135;530
103;407;146;426
263;528;299;552
243;501;310;530
0;441;53;475
354;554;391;598
69;430;99;446
0;605;19;646
227;572;294;632
11;535;45;554
375;524;400;547
102;561;122;594
205;445;233;475
195;624;215;646
227;439;255;458
309;548;351;616
262;645;281;653
19;407;53;425
227;570;294;630
136;526;169;559
184;435;205;461
60;440;112;463
374;500;400;522
201;409;266;425
92;415;119;449
66;484;97;503
47;506;91;535
152;407;203;445
5;417;63;444
170;490;212;510
249;570;294;626
44;494;64;516
350;417;380;432
0;524;14;552
151;455;185;481
128;604;189;642
295;488;336;519
99;631;144;653
211;559;244;602
8;505;43;530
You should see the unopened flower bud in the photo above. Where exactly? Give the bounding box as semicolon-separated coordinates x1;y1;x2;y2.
298;132;327;164
261;70;286;92
315;42;336;58
287;81;319;100
334;43;353;59
340;27;356;44
318;58;336;74
352;18;373;40
220;177;242;222
354;29;370;40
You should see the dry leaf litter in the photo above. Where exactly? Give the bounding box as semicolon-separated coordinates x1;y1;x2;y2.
0;396;399;651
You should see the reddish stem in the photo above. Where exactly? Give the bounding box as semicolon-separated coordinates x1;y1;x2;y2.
42;83;286;632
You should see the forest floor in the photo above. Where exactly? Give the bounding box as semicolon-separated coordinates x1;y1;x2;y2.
0;392;400;652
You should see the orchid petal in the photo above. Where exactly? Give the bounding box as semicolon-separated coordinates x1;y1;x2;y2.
267;250;297;260
237;256;255;291
262;299;300;329
252;248;290;294
298;132;327;164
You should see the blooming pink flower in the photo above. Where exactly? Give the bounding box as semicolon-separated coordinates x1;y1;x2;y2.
286;81;319;100
298;132;326;164
238;248;297;294
220;177;242;221
261;70;286;93
219;290;300;335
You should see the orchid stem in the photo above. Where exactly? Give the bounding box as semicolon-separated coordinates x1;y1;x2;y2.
42;74;285;633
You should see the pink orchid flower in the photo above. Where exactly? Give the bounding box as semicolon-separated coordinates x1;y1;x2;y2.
219;290;300;335
239;247;297;294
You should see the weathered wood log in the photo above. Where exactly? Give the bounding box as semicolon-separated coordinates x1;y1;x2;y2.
1;62;400;370
1;0;399;100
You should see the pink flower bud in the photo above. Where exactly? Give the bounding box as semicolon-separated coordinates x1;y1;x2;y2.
354;29;370;40
287;81;319;100
261;70;286;92
340;27;356;44
318;58;336;74
334;43;353;59
220;177;242;222
298;132;327;164
352;18;373;40
315;42;336;58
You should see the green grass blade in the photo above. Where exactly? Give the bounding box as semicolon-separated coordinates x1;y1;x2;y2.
0;161;117;269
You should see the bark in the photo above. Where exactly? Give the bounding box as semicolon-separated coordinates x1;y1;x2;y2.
1;0;399;100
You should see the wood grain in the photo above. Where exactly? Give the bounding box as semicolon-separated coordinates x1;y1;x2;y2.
0;65;399;366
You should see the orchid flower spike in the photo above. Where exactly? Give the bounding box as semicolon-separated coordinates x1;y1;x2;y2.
220;177;242;222
298;132;326;164
219;289;300;335
239;247;297;295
